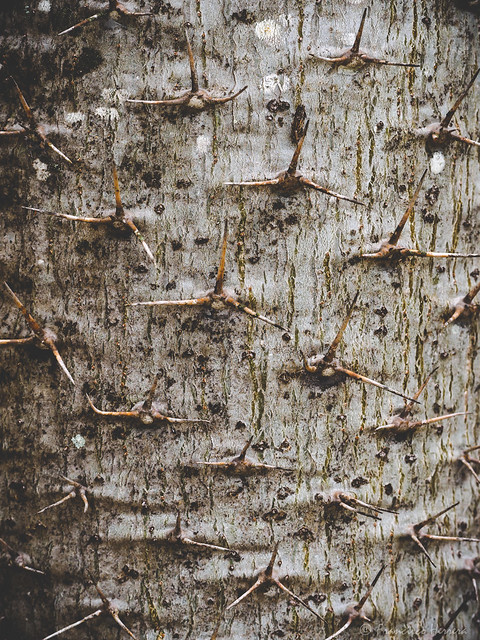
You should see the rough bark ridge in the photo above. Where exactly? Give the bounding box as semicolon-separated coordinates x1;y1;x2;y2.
1;1;479;639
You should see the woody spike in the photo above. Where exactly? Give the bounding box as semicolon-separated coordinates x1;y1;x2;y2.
58;0;153;36
418;68;480;150
128;221;287;331
324;564;385;640
403;503;480;567
0;77;72;164
360;169;480;260
0;538;45;575
194;437;294;473
373;365;461;432
225;120;364;204
430;594;472;640
87;375;209;425
1;282;75;385
397;366;439;420
459;445;480;484
127;29;247;111
317;490;398;521
23;163;155;264
41;582;139;640
303;292;419;403
310;9;419;69
164;512;233;553
225;543;324;620
375;412;468;433
38;476;89;514
444;279;480;326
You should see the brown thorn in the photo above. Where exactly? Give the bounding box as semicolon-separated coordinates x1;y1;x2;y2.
273;579;325;620
266;543;279;577
431;594;472;640
400;365;439;418
225;577;263;610
356;564;385;610
0;337;35;345
224;178;281;187
10;77;34;122
122;217;156;263
224;296;288;332
46;338;75;385
37;490;76;514
299;176;365;205
410;533;436;567
41;609;104;640
441;67;480;128
58;12;106;36
323;292;359;364
335;364;420;403
414;502;459;532
4;282;44;337
352;8;367;54
461;458;480;484
215;221;228;294
287;120;309;175
324;618;353;640
185;28;199;92
448;132;480;147
238;437;254;461
113;165;123;216
388;168;428;247
211;85;248;104
464;280;480;305
144;375;159;412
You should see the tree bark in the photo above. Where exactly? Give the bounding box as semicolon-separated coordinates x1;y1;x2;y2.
1;1;480;639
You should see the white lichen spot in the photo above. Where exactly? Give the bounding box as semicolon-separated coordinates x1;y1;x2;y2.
36;259;45;267
196;135;211;154
94;106;119;123
262;74;291;97
33;158;50;182
430;151;446;174
65;111;85;124
71;434;86;449
37;0;51;12
254;19;283;46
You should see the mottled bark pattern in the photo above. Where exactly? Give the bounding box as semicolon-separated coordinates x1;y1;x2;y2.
1;1;479;639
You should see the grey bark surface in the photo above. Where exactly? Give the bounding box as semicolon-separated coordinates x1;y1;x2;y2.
1;0;479;639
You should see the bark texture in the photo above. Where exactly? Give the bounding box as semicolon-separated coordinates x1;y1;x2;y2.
1;1;480;639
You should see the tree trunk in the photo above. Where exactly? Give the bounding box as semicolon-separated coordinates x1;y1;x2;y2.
1;1;479;639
